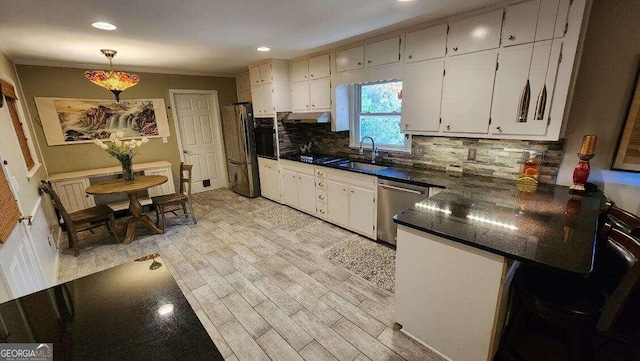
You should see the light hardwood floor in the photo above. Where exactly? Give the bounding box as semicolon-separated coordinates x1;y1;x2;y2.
57;188;442;361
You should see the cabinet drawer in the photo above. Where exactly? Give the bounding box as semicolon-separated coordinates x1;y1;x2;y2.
448;10;503;55
315;167;328;179
316;178;328;190
326;168;376;190
281;160;315;175
316;190;328;204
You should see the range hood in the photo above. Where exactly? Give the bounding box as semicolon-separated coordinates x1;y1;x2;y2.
283;112;331;123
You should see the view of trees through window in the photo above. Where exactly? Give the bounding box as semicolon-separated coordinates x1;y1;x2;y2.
358;81;405;148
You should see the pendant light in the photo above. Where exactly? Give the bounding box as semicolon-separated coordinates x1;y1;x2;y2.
85;49;139;102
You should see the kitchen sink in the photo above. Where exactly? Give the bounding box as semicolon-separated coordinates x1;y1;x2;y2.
337;161;388;173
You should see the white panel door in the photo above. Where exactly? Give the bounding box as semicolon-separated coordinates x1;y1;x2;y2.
336;46;365;73
401;59;444;132
291;60;309;82
297;173;316;215
448;10;503;55
175;93;227;193
441;51;498;134
365;37;401;68
308;54;331;79
0;224;46;300
251;86;264;115
291;82;310;111
405;24;448;63
327;180;349;227
52;178;94;213
349;186;375;238
281;169;299;208
503;0;540;47
309;78;331;110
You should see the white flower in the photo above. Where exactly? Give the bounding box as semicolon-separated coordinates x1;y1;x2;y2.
129;142;136;149
141;137;149;144
122;140;129;147
92;139;102;146
109;133;117;141
114;139;123;147
116;131;125;139
100;143;109;150
136;140;143;147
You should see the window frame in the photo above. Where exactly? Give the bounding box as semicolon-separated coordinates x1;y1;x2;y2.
348;80;411;153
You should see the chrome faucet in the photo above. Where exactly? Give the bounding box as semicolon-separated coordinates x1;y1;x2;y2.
359;136;378;163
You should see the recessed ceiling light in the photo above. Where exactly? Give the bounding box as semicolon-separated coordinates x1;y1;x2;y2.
91;22;117;31
257;46;271;52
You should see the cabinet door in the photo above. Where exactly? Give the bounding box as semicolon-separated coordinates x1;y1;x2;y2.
401;59;444;132
249;66;261;86
258;162;271;199
240;72;251;90
336;46;364;73
503;0;540;47
441;51;497;134
327;180;349;227
491;42;559;136
405;24;448;63
309;78;331;110
349;185;375;238
259;63;272;83
365;37;401;68
261;83;275;115
251;86;264;114
291;60;309;82
241;89;252;103
268;166;282;203
448;10;503;55
553;0;571;39
297;173;317;214
291;82;310;111
281;169;299;207
308;54;331;79
52;178;94;213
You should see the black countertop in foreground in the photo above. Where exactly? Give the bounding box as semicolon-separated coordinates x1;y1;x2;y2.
0;256;223;361
394;185;604;275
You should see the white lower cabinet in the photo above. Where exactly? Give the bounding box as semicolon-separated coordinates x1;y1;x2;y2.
298;173;317;214
327;180;349;227
348;185;376;237
281;161;316;213
258;157;282;203
281;169;300;208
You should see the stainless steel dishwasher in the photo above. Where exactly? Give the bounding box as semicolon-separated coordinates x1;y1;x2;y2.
377;179;431;245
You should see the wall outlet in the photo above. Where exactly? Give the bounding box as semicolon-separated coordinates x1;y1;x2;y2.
467;148;477;161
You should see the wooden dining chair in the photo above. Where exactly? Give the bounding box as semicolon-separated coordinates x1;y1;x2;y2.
500;223;640;360
40;180;119;257
601;201;640;237
151;163;196;232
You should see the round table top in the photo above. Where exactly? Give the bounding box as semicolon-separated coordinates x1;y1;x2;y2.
85;175;168;195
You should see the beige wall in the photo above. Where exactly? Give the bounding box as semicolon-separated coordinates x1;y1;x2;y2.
0;53;46;215
558;0;640;214
16;65;237;187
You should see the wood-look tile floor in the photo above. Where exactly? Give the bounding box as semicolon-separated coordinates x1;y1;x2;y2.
58;188;442;361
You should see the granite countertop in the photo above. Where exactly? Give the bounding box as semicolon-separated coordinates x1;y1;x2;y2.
0;256;223;360
394;186;604;275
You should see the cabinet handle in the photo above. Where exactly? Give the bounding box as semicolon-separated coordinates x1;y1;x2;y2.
357;62;362;66
508;35;516;41
306;105;309;108
311;104;315;108
408;54;413;59
261;79;264;82
453;47;458;51
367;60;372;64
310;74;314;78
446;124;451;131
496;126;502;131
318;182;324;186
319;195;325;200
317;171;323;175
534;84;547;121
517;79;531;123
351;190;355;194
298;176;302;180
319;209;325;214
404;124;409;129
304;75;307;78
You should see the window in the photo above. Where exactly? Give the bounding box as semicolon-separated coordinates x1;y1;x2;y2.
1;79;37;172
350;80;409;151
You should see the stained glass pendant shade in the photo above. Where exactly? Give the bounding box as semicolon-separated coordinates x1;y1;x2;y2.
85;49;139;102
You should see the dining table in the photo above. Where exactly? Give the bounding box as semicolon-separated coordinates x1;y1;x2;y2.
85;175;168;244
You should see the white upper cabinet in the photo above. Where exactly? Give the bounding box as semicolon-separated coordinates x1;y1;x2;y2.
261;83;275;115
309;78;331;110
448;10;503;56
259;63;273;83
502;0;540;46
308;54;331;79
249;65;261;86
553;0;571;39
291;60;309;82
491;41;561;136
250;86;264;114
291;82;310;111
405;24;448;63
441;51;498;134
401;59;444;133
365;37;401;68
336;46;365;73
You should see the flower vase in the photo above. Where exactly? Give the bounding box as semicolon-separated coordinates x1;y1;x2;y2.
120;157;134;182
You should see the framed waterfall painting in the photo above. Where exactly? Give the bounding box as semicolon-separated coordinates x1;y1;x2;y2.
34;97;170;145
613;67;640;172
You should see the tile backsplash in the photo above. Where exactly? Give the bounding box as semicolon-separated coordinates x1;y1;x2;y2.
278;120;565;184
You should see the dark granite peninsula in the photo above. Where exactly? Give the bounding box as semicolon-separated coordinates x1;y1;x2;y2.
393;182;605;361
0;256;223;361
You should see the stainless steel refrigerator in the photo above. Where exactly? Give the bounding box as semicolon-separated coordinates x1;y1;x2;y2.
221;103;260;198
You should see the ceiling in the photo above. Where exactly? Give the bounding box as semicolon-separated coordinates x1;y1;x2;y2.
0;0;504;76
